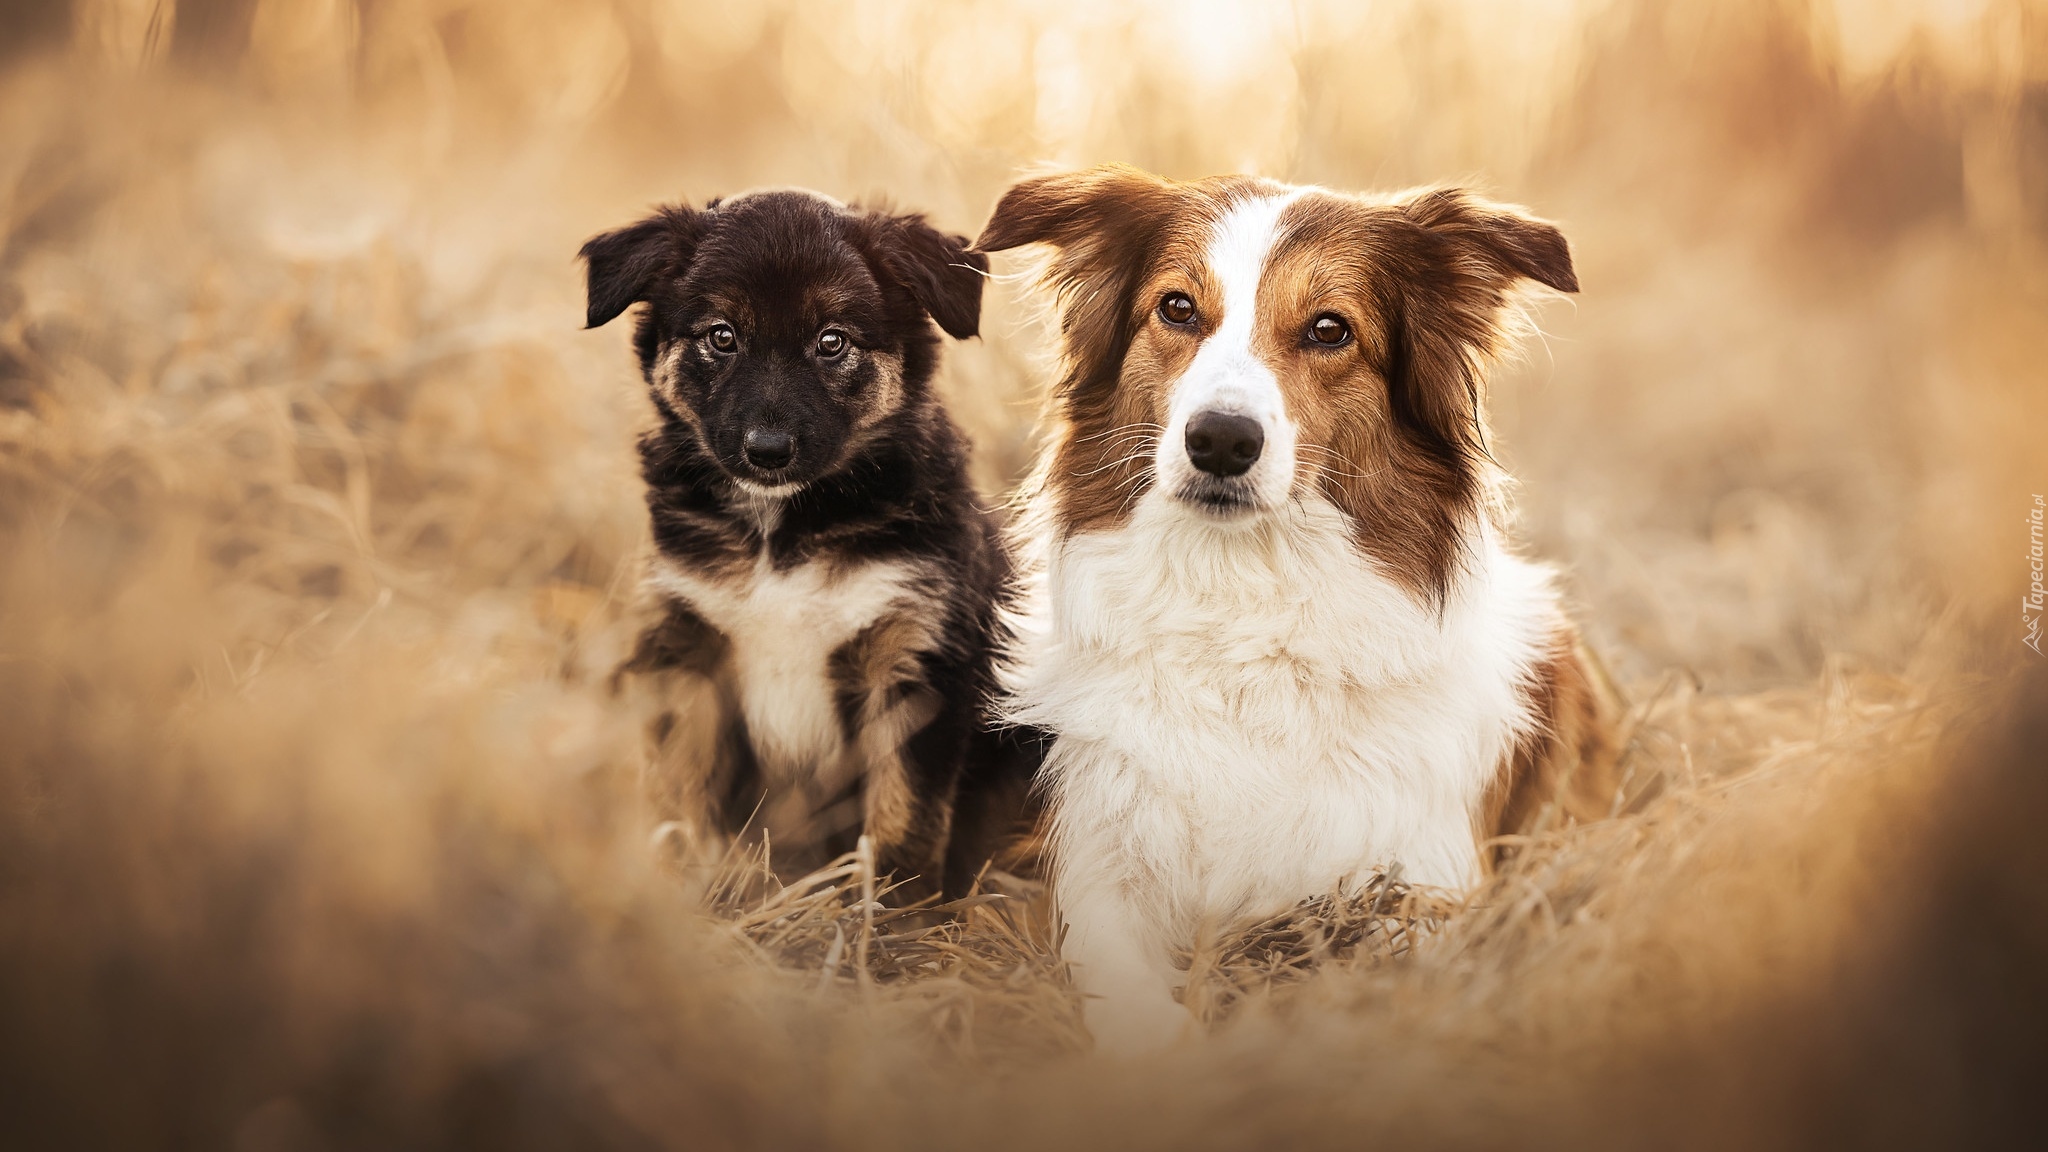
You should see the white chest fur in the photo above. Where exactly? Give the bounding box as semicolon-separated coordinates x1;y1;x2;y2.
1009;491;1560;948
650;553;924;787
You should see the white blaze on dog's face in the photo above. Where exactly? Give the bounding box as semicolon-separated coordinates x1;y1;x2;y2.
1144;189;1310;516
978;166;1578;603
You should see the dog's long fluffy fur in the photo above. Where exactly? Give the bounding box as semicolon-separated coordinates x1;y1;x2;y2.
978;166;1620;1051
584;189;1036;898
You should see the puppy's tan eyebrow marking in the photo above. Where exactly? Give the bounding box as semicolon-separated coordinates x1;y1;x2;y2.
699;295;759;328
805;284;869;317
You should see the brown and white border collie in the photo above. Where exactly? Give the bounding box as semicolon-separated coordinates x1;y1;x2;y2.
977;166;1620;1052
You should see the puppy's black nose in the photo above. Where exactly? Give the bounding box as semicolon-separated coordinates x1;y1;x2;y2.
743;427;794;471
1184;411;1264;478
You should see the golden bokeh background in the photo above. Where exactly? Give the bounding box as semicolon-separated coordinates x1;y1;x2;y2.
1;1;2043;1147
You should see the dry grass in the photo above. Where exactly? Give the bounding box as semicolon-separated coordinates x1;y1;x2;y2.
1;1;2044;1148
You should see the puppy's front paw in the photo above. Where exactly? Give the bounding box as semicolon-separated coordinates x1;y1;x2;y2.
649;819;727;896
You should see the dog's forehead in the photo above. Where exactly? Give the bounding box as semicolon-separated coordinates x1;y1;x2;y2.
1146;177;1286;266
1133;186;1399;318
1270;191;1395;265
1244;191;1403;313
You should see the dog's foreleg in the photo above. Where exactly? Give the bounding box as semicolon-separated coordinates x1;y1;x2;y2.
1058;881;1192;1056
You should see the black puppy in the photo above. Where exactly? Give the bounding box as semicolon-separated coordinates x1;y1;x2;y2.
582;189;1034;896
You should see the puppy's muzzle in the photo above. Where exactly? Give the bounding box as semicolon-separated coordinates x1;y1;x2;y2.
1184;411;1263;478
743;427;795;471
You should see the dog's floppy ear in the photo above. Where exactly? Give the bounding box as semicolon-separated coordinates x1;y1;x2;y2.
1379;189;1577;461
976;167;1179;397
1401;188;1577;295
975;163;1173;254
578;206;707;329
862;213;987;340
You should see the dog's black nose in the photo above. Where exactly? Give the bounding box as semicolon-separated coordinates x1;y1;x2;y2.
1184;411;1263;477
743;427;794;471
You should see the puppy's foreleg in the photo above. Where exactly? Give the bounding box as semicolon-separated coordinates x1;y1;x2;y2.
616;603;750;870
857;686;954;898
623;668;752;884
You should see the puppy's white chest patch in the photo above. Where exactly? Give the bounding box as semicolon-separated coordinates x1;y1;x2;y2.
651;553;923;782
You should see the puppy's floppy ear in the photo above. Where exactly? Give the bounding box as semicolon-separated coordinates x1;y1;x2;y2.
578;206;707;329
862;213;987;340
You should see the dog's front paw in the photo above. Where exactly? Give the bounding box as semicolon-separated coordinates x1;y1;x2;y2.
1083;983;1193;1058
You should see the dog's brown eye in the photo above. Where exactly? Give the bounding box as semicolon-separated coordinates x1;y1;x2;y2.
1308;314;1350;346
816;329;847;359
707;324;737;353
1159;293;1197;326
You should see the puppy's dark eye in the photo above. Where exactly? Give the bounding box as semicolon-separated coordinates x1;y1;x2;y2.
1308;314;1350;346
816;329;848;359
1159;293;1197;326
707;324;737;354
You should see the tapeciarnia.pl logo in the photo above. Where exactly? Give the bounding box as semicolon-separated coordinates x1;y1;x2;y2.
2028;494;2045;656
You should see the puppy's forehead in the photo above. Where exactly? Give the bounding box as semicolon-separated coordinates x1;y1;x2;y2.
684;190;879;318
719;186;849;214
704;188;846;249
696;192;852;270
